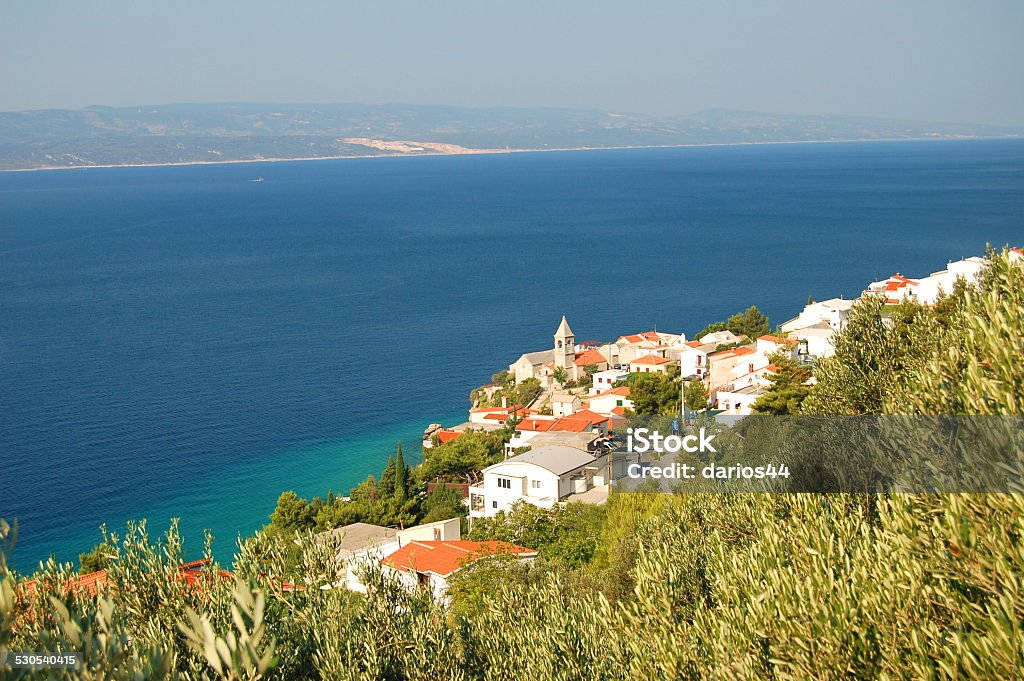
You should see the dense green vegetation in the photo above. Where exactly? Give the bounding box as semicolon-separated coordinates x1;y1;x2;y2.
2;249;1022;679
683;378;710;413
751;351;812;415
619;367;681;417
693;305;770;342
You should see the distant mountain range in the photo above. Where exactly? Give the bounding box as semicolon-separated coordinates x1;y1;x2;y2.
1;102;1021;170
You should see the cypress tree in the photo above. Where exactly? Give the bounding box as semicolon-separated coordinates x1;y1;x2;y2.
380;456;396;498
394;444;408;502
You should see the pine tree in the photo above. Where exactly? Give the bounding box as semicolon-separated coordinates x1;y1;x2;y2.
727;306;770;340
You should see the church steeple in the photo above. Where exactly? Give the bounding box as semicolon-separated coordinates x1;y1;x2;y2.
554;315;575;371
555;314;574;339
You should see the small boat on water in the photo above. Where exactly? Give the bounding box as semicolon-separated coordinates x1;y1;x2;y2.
251;176;265;183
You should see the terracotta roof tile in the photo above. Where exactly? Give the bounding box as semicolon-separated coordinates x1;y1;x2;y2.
573;348;607;366
383;540;536;577
631;354;673;365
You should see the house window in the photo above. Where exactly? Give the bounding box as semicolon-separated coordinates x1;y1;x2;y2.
697;356;703;366
492;500;498;509
531;480;542;489
616;400;623;406
498;478;512;489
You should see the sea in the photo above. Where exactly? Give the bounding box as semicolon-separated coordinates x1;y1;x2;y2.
2;139;1022;571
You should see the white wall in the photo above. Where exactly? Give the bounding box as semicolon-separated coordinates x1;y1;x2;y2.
677;347;710;379
716;388;764;415
587;393;633;414
590;369;627;394
475;461;561;517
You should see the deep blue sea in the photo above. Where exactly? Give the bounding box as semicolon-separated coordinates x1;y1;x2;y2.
2;140;1022;570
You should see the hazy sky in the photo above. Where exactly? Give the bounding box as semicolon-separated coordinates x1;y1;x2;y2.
2;0;1022;125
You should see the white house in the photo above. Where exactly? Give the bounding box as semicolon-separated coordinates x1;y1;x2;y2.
503;430;603;456
913;257;985;304
860;251;1022;307
468;404;536;426
755;335;800;361
673;341;716;379
381;539;537;601
321;518;462;593
714;356;785;415
590;368;628;395
583;386;633;415
699;330;742;345
615;330;682;365
550;391;582;417
788;324;837;359
780;298;855;333
707;345;758;390
509;349;555;385
716;384;767;416
862;273;920;304
629;354;677;374
468;445;612;518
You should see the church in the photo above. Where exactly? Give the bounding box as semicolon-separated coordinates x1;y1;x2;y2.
508;316;609;386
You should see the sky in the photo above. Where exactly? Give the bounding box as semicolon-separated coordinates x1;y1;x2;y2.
1;0;1023;125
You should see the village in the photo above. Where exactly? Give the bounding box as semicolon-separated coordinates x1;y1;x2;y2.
296;248;1020;602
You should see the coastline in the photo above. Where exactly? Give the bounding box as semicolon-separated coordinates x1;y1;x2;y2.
2;135;1012;173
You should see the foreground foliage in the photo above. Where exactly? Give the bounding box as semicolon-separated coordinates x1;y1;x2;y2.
4;492;1021;680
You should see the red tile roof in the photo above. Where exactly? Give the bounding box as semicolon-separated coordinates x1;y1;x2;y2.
631;354;673;365
758;335;798;345
516;418;556;432
880;274;919;291
21;558;232;599
436;430;463;443
618;331;660;344
589;386;631;398
573;348;607;366
383;540;536;576
709;346;756;360
517;410;611;433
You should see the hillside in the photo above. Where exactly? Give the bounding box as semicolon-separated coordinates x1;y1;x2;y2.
1;103;1021;170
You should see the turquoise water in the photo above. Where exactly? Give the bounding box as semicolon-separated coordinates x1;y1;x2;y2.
40;414;460;570
2;140;1022;570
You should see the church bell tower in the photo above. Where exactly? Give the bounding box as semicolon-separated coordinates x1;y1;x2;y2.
554;315;575;372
